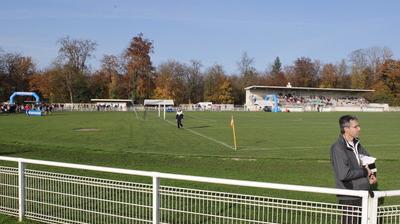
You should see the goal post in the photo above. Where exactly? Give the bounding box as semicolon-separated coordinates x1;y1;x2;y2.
144;99;174;120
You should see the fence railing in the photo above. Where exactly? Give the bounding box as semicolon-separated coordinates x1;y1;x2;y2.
373;191;400;224
0;156;399;224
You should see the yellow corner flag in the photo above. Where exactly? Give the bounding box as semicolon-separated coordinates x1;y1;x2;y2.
230;115;237;150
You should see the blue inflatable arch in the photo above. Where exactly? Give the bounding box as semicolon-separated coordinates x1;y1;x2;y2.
9;92;40;105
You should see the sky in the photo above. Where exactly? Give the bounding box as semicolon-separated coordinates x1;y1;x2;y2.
1;0;399;74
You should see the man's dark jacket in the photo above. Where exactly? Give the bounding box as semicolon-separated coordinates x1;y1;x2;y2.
330;135;370;200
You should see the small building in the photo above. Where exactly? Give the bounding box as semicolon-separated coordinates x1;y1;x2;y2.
90;99;133;111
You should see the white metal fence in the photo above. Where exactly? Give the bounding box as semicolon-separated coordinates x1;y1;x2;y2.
374;191;400;224
0;156;399;224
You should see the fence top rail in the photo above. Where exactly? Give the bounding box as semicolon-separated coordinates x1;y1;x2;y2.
374;190;400;198
0;156;368;197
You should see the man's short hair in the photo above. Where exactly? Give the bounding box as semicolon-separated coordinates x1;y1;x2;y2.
339;115;358;134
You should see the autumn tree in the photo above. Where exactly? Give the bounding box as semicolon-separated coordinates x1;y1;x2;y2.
103;55;124;99
228;75;243;104
349;49;369;89
283;65;295;85
154;60;204;104
217;78;234;103
186;60;204;104
28;72;51;101
153;64;173;100
204;64;233;103
265;56;287;86
319;63;339;88
237;52;258;86
124;33;155;103
336;59;351;88
368;59;400;105
349;47;393;89
154;61;187;104
89;55;125;99
0;52;36;102
291;57;318;87
379;60;400;93
29;66;70;103
313;60;322;86
232;52;259;104
89;72;110;99
57;36;97;103
365;47;393;75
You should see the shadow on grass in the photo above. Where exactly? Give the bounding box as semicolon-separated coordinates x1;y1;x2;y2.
186;125;211;129
0;214;41;224
45;112;71;116
0;144;32;156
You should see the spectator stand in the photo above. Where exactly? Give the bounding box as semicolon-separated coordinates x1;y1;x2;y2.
244;85;381;112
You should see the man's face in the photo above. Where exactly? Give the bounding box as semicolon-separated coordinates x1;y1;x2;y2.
346;120;361;139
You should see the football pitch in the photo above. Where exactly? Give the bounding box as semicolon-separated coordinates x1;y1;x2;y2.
1;111;399;189
1;111;400;223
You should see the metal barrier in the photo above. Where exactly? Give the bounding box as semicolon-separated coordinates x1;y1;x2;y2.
0;156;398;224
373;191;400;223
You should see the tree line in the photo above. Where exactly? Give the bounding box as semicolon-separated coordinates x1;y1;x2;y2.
1;33;399;105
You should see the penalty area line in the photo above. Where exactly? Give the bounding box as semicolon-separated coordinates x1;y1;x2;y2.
165;119;235;150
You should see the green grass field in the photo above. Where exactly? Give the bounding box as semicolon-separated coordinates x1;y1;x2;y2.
1;111;400;187
1;111;400;223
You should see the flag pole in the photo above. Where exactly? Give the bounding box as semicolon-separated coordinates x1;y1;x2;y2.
231;115;237;150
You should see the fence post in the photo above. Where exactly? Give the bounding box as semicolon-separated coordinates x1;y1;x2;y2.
18;161;25;222
361;193;369;224
367;194;379;224
152;175;160;224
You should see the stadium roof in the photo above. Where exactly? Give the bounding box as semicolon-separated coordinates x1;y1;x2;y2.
244;85;374;92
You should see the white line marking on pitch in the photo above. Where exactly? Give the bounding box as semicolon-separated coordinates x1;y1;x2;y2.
165;119;235;150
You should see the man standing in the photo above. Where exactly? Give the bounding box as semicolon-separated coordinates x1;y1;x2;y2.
330;115;377;224
176;109;184;128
